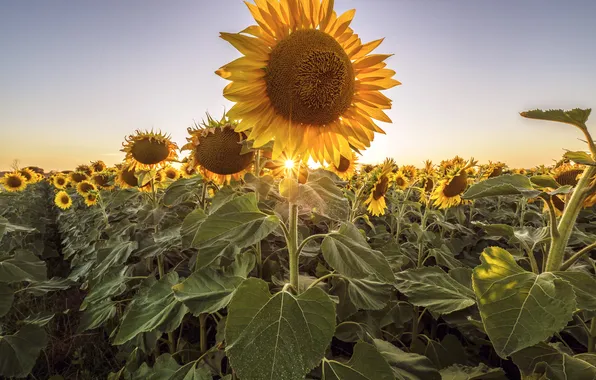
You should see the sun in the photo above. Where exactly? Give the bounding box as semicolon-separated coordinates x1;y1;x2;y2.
216;0;400;166
284;159;296;170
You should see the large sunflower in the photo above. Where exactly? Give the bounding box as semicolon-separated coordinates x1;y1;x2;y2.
1;172;27;192
364;159;394;216
216;0;400;166
54;191;73;210
182;115;254;184
122;130;178;170
90;160;107;173
326;151;358;180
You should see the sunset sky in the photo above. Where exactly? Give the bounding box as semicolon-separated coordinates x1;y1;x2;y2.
1;0;595;171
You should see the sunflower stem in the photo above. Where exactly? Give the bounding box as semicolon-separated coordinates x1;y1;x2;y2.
157;255;176;354
288;202;300;292
254;150;263;278
199;313;208;354
201;181;208;211
560;241;596;271
545;165;596;272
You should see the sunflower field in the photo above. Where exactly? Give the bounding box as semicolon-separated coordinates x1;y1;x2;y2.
2;1;596;380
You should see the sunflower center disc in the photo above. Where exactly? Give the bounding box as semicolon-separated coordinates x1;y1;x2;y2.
121;169;139;187
6;176;22;188
555;169;583;186
373;175;389;200
443;172;468;197
194;128;254;175
336;155;351;172
131;138;170;165
61;195;70;204
265;29;354;126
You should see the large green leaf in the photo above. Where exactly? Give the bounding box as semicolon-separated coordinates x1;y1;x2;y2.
91;240;137;280
168;361;212;380
0;325;48;378
162;176;203;206
344;277;393;311
81;267;129;309
22;277;74;296
113;272;188;345
462;175;542;199
530;174;561;189
180;209;207;249
520;108;591;129
394;266;476;314
0;283;14;318
225;278;336;380
299;171;350;221
322;223;394;283
192;193;279;270
322;341;395;380
78;300;117;332
0;217;35;240
564;151;596;166
173;252;254;316
552;271;596;311
0;249;47;283
472;247;576;358
373;339;441;380
512;342;596;380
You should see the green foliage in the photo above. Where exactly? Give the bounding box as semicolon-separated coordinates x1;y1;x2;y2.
0;325;48;378
520;108;591;129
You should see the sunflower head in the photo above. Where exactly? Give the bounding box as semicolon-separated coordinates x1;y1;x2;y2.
69;171;89;184
422;160;435;176
553;163;584;187
122;130;179;170
17;168;36;183
84;192;99;207
400;165;417;179
77;180;97;196
91;172;114;190
75;164;93;176
1;172;28;192
54;191;72;210
162;166;181;181
364;159;394;216
484;161;506;179
182;114;254;184
51;174;69;190
393;170;409;190
180;161;199;178
216;0;399;165
90;160;107;173
430;159;475;209
115;167;140;189
327;151;358;180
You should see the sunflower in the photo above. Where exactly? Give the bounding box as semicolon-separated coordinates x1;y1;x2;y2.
182;115;254;184
431;159;475;209
76;180;97;196
439;156;465;176
162;166;181;181
216;0;399;166
364;159;394;216
91;172;114;190
400;165;417;179
122;130;178;170
1;172;27;192
69;171;89;184
54;191;73;210
115;167;140;189
417;175;435;205
84;193;98;207
18;168;36;183
326;151;358;180
75;164;93;176
553;163;584;187
393;170;409;190
361;164;375;173
483;161;506;179
51;174;69;190
513;168;528;175
180;161;200;178
421;160;435;176
90;160;107;173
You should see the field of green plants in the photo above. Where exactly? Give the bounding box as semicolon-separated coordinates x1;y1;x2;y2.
1;108;596;379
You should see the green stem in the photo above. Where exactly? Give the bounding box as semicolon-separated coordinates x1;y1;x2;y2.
307;273;342;289
199;313;208;354
526;247;540;274
540;194;560;239
410;307;419;350
296;233;331;257
560;241;596;271
589;318;596;353
201;181;208;211
288;203;299;292
545;166;596;272
157;255;176;353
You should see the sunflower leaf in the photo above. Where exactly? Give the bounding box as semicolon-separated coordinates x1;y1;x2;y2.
564;151;596;166
520;108;591;129
0;283;14;318
322;341;395;380
0;249;47;283
0;324;48;378
394;266;476;315
462;174;542;199
373;339;442;380
552;271;596;311
472;247;576;358
530;175;560;189
225;278;336;380
512;342;596;380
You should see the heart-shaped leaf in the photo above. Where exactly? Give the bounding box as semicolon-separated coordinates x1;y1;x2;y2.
463;175;542;199
225;278;336;380
0;325;48;378
472;247;576;358
0;250;47;283
322;341;394;380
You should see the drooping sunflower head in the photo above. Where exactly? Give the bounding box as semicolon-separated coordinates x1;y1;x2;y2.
69;171;89;184
1;172;28;192
122;130;178;170
54;191;72;210
91;172;114;190
483;161;506;179
327;151;358;180
90;160;107;173
182;115;254;184
553;163;584;187
51;174;69;189
115;166;140;189
75;164;93;176
400;165;417;179
364;159;393;216
77;180;97;196
216;0;400;166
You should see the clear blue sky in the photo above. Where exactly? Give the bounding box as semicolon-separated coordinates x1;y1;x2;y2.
1;0;595;171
